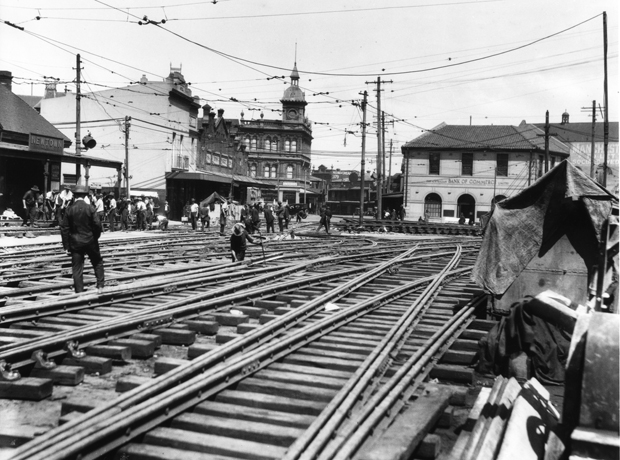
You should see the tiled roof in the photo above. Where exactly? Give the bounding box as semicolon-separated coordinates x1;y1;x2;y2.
402;123;569;155
0;85;71;143
532;122;619;144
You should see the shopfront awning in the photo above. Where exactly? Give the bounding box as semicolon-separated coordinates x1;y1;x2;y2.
166;170;275;188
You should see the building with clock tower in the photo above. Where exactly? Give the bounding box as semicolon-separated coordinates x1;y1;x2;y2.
237;62;316;208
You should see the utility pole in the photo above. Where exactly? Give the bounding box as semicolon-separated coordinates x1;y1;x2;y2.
387;139;393;194
75;54;82;185
124;116;131;197
537;110;557;174
359;91;368;226
603;11;609;187
366;77;392;219
381;112;386;194
583;101;597;178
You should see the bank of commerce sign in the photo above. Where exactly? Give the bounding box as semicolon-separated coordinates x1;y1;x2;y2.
29;134;64;155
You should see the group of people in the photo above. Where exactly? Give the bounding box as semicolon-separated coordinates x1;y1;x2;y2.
21;184;171;232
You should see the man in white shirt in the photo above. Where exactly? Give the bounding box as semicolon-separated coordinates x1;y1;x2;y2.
190;198;199;231
95;193;105;223
136;196;147;230
57;185;73;225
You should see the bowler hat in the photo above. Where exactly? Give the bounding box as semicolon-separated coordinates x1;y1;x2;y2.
74;185;89;194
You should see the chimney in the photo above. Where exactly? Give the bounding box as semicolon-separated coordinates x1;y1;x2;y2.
0;71;13;91
217;108;225;117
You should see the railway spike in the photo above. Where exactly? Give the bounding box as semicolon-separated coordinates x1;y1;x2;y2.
31;350;56;369
64;340;85;359
0;360;21;381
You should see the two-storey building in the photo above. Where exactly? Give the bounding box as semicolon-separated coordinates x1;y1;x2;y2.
401;123;570;222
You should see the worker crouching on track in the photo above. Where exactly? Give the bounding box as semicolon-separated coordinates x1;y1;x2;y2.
230;223;262;262
60;184;105;294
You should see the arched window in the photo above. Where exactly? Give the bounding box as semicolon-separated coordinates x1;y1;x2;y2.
264;137;271;151
244;136;251;150
251;136;257;151
270;165;277;178
291;140;297;152
424;193;442;218
284;139;290;152
286;164;294;179
457;194;476;220
250;164;257;177
271;138;278;151
264;165;270;178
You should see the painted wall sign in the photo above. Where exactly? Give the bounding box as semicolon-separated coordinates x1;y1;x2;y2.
29;134;64;154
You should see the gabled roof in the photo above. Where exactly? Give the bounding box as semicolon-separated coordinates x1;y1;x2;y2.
0;85;71;144
402;123;569;155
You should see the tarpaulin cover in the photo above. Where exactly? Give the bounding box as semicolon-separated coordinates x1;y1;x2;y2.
200;192;227;207
472;160;618;296
477;297;571;385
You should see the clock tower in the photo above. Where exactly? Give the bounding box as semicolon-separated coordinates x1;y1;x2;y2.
281;62;307;123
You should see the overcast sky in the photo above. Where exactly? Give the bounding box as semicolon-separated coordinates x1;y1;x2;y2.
1;0;617;175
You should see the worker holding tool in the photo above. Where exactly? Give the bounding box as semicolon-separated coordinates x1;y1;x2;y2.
230;223;262;262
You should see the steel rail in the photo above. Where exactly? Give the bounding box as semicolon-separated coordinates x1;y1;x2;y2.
12;246;423;460
0;244;431;322
329;298;483;460
2;247;448;367
284;246;464;460
59;265;471;460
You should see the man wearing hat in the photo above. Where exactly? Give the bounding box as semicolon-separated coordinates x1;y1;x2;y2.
56;184;73;225
45;189;58;222
60;184;105;294
22;185;40;227
230;223;262;262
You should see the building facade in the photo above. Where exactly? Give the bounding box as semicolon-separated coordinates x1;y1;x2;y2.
0;71;121;216
238;63;315;207
40;66;201;207
401;123;570;223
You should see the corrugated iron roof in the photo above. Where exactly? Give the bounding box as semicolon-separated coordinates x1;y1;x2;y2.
0;85;71;144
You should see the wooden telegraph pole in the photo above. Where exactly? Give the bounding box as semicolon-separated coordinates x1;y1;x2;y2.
366;77;392;219
359;91;368;226
75;54;82;185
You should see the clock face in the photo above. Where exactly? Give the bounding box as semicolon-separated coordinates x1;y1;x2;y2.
287;109;298;120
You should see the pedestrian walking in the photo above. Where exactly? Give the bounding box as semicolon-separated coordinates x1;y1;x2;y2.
22;185;40;227
251;204;260;233
219;201;227;236
230;223;262;262
199;204;210;231
59;184;105;294
264;205;275;233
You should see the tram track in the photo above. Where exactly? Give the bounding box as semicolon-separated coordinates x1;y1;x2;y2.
2;241;490;460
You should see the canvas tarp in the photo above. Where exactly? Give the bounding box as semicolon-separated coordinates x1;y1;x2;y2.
472;160;618;296
200;192;227;207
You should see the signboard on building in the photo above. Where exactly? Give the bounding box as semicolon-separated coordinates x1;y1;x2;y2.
29;134;64;154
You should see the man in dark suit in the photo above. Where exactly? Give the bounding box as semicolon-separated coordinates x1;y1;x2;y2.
60;185;105;294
